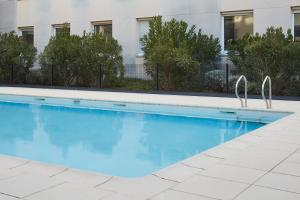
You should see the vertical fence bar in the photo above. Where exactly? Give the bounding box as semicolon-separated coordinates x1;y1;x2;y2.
51;64;54;86
156;64;159;90
99;64;102;88
226;63;229;93
10;64;14;84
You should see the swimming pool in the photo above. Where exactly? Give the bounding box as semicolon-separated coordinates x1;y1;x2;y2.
0;94;289;177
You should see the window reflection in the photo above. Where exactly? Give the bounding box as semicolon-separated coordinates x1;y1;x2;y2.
224;14;253;49
295;13;300;41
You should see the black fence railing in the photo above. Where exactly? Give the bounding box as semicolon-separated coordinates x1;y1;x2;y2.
0;62;237;93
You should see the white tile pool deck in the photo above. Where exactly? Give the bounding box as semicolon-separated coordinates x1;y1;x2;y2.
0;87;299;200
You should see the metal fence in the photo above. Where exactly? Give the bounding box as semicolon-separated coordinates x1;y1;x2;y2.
0;61;236;93
124;64;152;80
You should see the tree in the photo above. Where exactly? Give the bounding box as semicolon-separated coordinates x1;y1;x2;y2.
79;32;124;87
141;16;220;91
40;26;124;87
39;26;82;86
228;27;300;95
0;32;37;83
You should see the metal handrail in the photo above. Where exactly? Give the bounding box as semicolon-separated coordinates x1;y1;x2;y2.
235;75;248;108
262;76;272;109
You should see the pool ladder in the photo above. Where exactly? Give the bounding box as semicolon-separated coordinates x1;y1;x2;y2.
235;75;272;109
235;75;248;108
262;76;272;109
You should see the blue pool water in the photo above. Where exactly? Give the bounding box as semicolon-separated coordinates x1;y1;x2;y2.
0;95;287;177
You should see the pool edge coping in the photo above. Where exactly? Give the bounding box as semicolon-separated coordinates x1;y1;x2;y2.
0;87;299;200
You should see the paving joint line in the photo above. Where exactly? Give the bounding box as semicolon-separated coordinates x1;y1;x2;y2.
94;176;114;188
180;162;205;170
171;188;222;200
0;192;20;199
231;147;300;200
22;181;67;199
49;168;69;178
9;160;31;170
151;173;180;183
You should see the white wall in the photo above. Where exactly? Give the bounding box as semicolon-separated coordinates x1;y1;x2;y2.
220;0;300;34
0;0;16;33
1;0;299;65
14;0;220;65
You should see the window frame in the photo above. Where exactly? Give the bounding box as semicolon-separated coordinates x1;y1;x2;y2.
292;7;300;42
91;20;113;37
136;17;154;56
18;26;34;46
52;23;71;36
221;10;254;54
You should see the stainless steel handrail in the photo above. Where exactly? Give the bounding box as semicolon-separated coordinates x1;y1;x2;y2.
235;75;248;108
262;76;272;109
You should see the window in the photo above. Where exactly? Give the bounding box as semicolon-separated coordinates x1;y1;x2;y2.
294;13;300;41
137;18;152;55
92;21;112;37
223;12;253;49
19;27;34;46
52;23;70;36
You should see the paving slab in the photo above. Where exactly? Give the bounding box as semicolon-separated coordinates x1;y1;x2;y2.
0;194;18;200
235;185;300;200
0;174;64;198
222;140;251;150
101;193;146;200
173;175;249;200
222;147;289;171
0;155;28;170
182;155;223;170
0;169;23;181
198;164;265;184
52;168;112;187
250;139;300;152
255;173;300;194
97;175;176;199
272;161;300;177
203;145;239;159
150;189;216;200
10;161;67;177
286;153;300;164
153;163;202;183
24;183;113;200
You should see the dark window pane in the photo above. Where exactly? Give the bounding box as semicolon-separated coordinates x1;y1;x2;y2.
22;30;34;46
56;28;70;36
224;16;234;49
295;14;300;41
94;24;112;37
224;15;253;49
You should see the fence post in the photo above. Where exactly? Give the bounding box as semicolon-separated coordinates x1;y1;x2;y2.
10;64;14;84
226;63;229;93
99;64;102;88
156;64;159;90
51;64;54;86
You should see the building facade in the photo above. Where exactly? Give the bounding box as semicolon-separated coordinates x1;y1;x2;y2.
1;0;300;68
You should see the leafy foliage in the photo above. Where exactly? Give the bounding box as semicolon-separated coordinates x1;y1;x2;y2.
0;32;37;83
39;27;124;87
79;32;124;87
39;27;82;86
141;16;220;90
228;27;300;95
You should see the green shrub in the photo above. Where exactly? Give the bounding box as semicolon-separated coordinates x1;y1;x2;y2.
39;27;82;86
228;27;300;96
79;32;124;87
117;78;153;91
39;27;124;87
0;32;37;83
141;16;220;91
